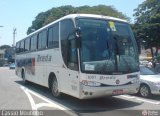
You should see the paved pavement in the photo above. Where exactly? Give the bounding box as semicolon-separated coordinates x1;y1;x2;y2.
0;67;160;116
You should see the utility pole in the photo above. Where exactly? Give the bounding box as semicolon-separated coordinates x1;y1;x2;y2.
13;28;16;47
0;26;4;44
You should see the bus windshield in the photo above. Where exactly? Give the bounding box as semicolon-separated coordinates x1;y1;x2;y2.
76;18;139;74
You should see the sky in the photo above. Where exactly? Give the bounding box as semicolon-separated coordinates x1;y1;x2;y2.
0;0;145;46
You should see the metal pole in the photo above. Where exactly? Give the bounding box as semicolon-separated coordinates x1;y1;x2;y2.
0;26;4;44
13;28;16;47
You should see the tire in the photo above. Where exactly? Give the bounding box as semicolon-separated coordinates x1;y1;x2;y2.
22;70;28;85
139;84;151;98
51;77;61;97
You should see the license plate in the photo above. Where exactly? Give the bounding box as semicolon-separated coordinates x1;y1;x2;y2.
112;90;123;95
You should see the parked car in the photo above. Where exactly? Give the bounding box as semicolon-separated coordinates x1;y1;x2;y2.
9;63;15;69
138;65;160;97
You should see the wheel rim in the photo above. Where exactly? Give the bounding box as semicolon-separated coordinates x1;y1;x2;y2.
52;78;59;96
140;86;149;97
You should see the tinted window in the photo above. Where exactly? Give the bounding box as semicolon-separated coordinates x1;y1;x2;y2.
20;40;24;53
31;35;37;51
61;19;75;40
38;30;47;49
25;38;30;52
16;42;20;53
48;23;59;48
60;19;76;69
68;38;78;70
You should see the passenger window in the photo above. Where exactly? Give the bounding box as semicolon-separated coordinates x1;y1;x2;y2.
38;30;47;49
20;40;24;53
68;38;78;70
48;23;59;48
25;38;30;52
31;35;37;51
16;42;20;53
60;19;78;71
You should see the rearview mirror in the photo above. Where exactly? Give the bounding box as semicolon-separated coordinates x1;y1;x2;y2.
75;27;81;48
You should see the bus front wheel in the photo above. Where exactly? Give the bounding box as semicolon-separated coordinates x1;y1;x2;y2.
51;77;61;97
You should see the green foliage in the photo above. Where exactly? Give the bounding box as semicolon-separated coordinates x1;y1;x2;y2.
157;55;160;60
133;0;160;52
0;45;11;49
27;5;129;34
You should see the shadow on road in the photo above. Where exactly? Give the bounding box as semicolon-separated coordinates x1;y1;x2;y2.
15;80;142;114
134;93;160;101
149;95;160;100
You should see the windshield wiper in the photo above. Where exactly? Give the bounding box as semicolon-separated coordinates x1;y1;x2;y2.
121;56;132;72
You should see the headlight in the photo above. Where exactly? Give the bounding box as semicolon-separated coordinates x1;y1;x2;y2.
131;79;139;83
81;80;101;87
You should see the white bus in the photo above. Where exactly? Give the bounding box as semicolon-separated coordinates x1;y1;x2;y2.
15;14;140;99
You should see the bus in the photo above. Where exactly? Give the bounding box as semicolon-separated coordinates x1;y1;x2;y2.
15;14;140;99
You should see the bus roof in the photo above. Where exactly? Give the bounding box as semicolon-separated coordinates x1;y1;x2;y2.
62;14;128;23
18;14;128;43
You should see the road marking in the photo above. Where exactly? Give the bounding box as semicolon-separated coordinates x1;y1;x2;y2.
120;95;160;105
22;86;37;110
36;103;58;109
20;86;78;116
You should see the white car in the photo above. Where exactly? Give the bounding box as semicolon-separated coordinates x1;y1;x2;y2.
139;65;160;97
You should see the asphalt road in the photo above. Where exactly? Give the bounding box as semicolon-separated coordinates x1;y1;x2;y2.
0;67;160;116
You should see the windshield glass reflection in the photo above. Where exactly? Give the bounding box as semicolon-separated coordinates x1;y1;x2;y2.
76;18;139;74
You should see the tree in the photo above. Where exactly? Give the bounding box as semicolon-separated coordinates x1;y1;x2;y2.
0;45;15;63
0;45;11;49
27;11;50;34
133;0;160;57
27;5;129;34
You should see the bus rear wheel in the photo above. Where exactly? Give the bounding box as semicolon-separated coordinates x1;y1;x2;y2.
51;77;61;97
22;70;28;85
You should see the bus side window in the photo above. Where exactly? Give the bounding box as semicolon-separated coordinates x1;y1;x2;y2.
61;19;78;71
31;35;37;51
25;38;30;52
38;30;47;50
68;35;78;71
48;23;59;48
20;40;25;53
16;42;20;53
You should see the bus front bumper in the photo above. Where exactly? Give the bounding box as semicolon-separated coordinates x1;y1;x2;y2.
79;83;139;99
